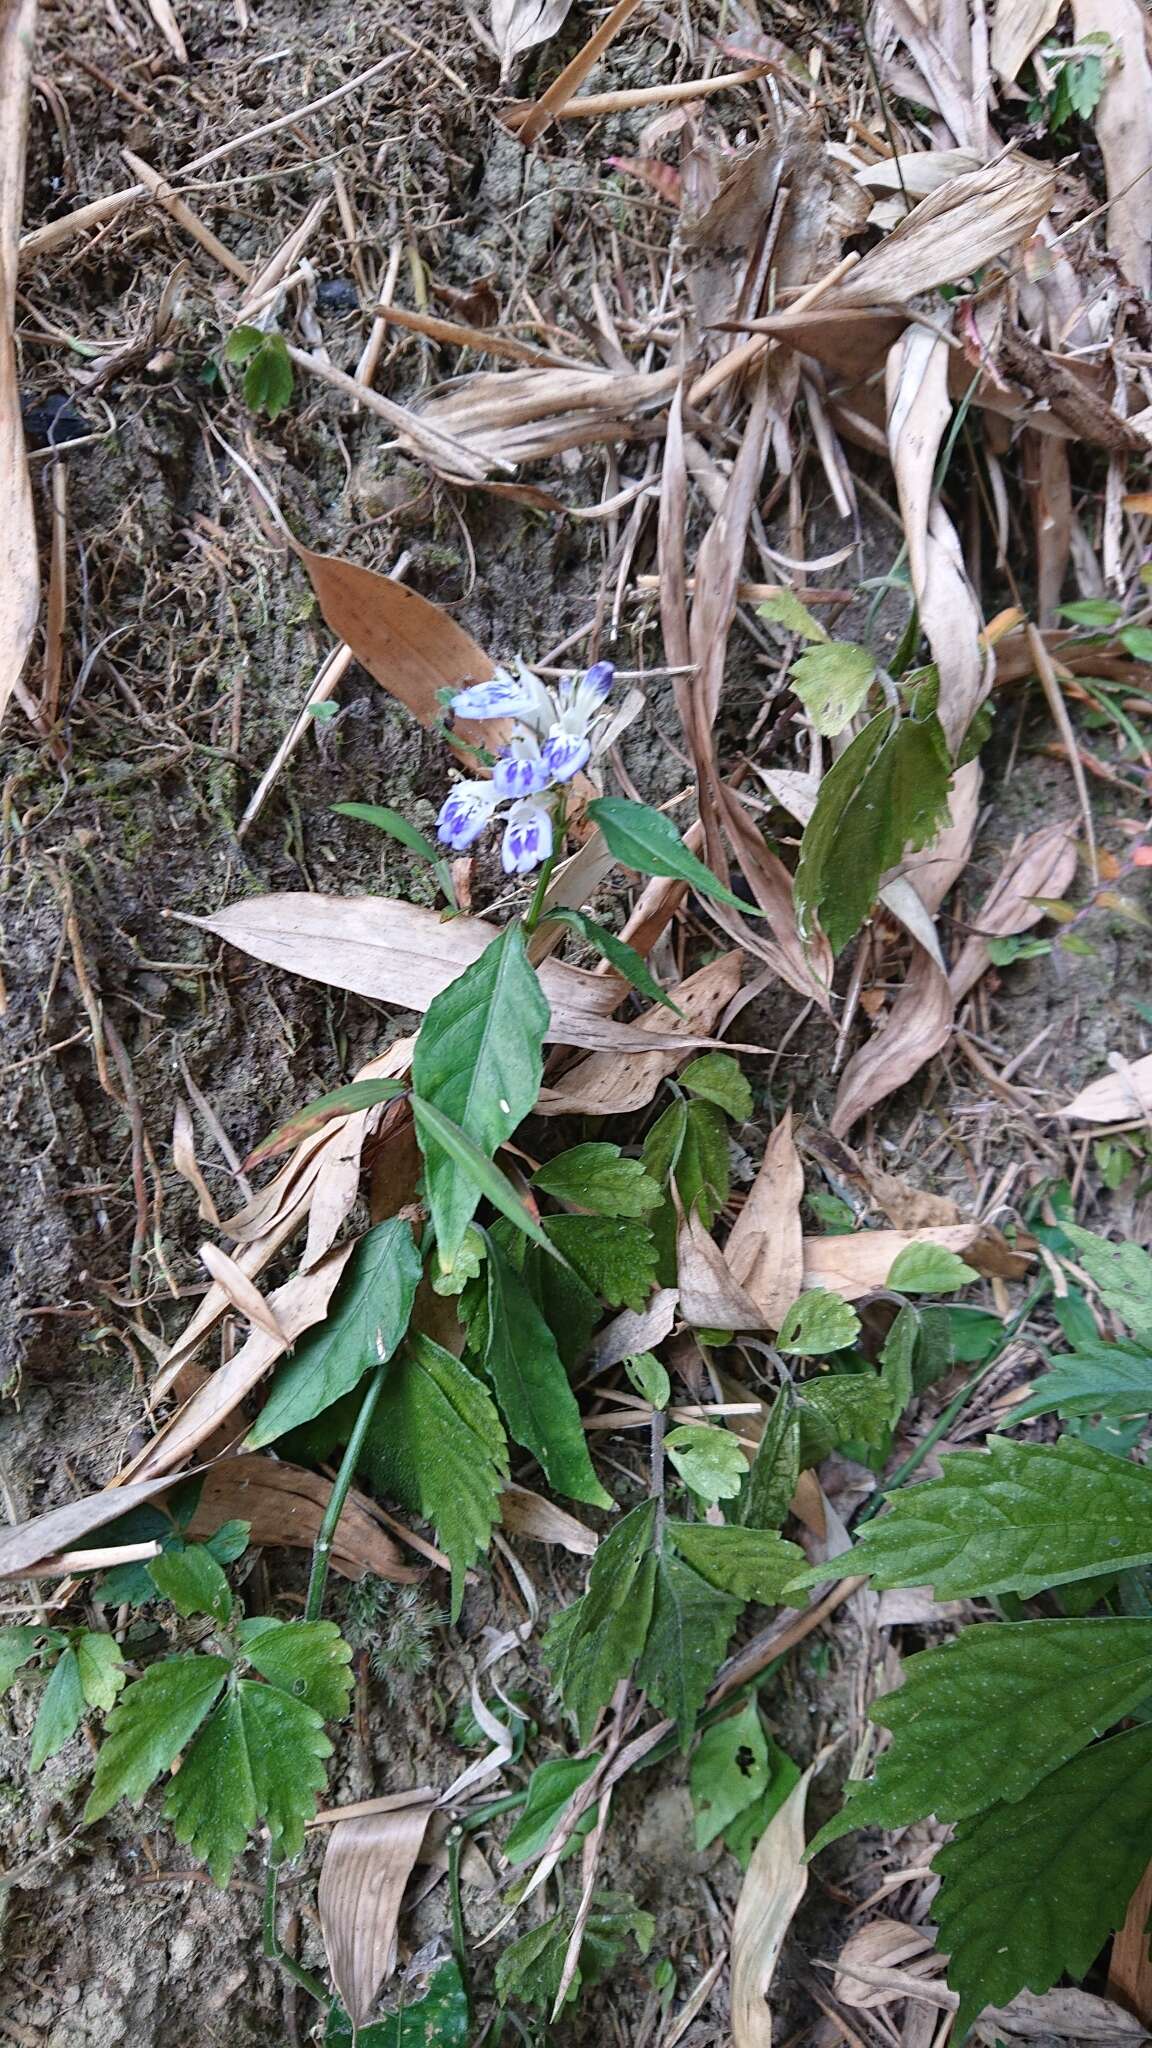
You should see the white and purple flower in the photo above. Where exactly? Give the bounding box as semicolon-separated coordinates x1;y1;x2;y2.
436;658;615;874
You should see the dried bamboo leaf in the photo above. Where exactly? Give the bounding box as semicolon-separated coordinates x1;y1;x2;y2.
507;0;644;143
0;1470;204;1581
499;1484;598;1555
417;363;679;466
837;154;1055;306
802;1223;1028;1299
724;1112;804;1330
677;1210;767;1332
172;1100;221;1228
832;945;954;1138
319;1803;435;2028
731;1766;812;2047
1057;1053;1152;1124
1073;0;1152;294
197;1241;287;1345
146;0;186;61
833;1918;942;2010
0;0;39;729
187;1456;419;1583
489;0;573;77
949;819;1077;1001
535;953;743;1117
991;0;1062;83
590;1289;679;1370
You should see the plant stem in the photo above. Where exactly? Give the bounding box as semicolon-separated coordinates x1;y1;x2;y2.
304;1357;390;1623
522;844;559;934
261;1850;330;2002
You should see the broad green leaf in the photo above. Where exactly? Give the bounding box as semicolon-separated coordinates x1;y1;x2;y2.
239;1619;354;1720
483;1241;611;1507
587;797;763;916
879;1303;917;1423
30;1648;87;1770
668;1522;804;1605
665;1425;747;1503
148;1543;233;1624
223;324;263;364
1057;600;1123;628
625;1352;670;1408
412;925;549;1268
679;1053;753;1120
691;1698;769;1848
504;1753;602;1865
333;803;457;906
886;1242;977;1294
246;1078;406;1170
636;1547;741;1745
165;1677;331;1882
544;1214;658;1311
85;1655;230;1822
808;1618;1152;1849
521;1240;602;1372
794;706;952;953
725;1739;802;1868
789;641;876;737
431;1225;487;1298
548;1500;658;1742
1121;626;1152;662
1013;1341;1152;1422
0;1626;54;1693
325;1961;470;2046
777;1289;861;1356
495;1892;654;2011
532;1143;661;1219
799;1371;891;1453
204;1520;251;1565
642;1098;729;1230
741;1393;800;1531
74;1631;127;1712
412;1098;558;1264
545;907;681;1013
935;1726;1152;2035
361;1334;508;1619
240;331;293;419
248;1218;422;1448
758;590;827;641
821;1435;1152;1600
1062;1225;1152;1341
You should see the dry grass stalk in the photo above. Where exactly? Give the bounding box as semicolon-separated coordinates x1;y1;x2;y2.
0;0;39;731
283;343;501;480
543;62;772;118
506;0;645;143
689;251;860;408
120;150;251;282
1026;624;1098;883
369;299;579;368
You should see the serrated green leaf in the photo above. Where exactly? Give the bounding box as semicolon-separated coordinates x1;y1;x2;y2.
935;1726;1152;2035
0;1626;54;1693
1013;1341;1152;1422
741;1392;800;1531
532;1143;661;1219
824;1435;1152;1600
412;1097;558;1265
30;1648;87;1770
886;1242;978;1294
325;1960;470;2046
548;1500;658;1742
495;1892;654;2011
85;1655;231;1822
483;1241;610;1507
545;908;682;1013
879;1303;917;1423
504;1753;602;1865
808;1618;1152;1850
665;1425;747;1503
795;707;952;953
636;1548;741;1746
165;1676;331;1882
790;641;876;737
148;1543;233;1624
223;324;263;364
800;1371;891;1452
247;1078;407;1170
587;797;763;916
643;1096;730;1230
239;1619;354;1720
74;1631;127;1712
758;590;828;641
1062;1225;1152;1341
412;925;549;1269
241;331;293;419
625;1351;670;1408
679;1053;753;1120
777;1289;861;1357
360;1334;508;1619
248;1218;422;1449
690;1697;769;1848
668;1522;804;1604
544;1214;658;1311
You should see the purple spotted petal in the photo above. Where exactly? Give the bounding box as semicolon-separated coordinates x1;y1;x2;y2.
436;780;499;850
540;729;591;784
449;673;541;722
493;733;551;800
501;799;554;875
581;660;615;702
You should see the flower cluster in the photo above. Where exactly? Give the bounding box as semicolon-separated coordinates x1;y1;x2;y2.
436;660;614;875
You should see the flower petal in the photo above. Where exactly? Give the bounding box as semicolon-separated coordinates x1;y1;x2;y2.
541;729;591;783
436;780;499;850
449;669;541;722
501;799;554;875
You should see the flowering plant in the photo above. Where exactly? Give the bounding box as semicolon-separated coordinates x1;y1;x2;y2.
436;659;615;875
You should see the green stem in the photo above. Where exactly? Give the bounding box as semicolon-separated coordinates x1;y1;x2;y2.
304;1357;390;1623
522;844;559;935
262;1850;330;2002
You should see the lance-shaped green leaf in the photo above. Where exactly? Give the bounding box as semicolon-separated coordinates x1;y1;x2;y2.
741;1392;800;1532
795;705;952;953
85;1655;231;1822
28;1632;123;1773
667;1522;804;1605
248;1219;421;1448
935;1726;1152;2035
587;797;764;916
880;1303;917;1423
246;1077;407;1170
803;1435;1152;1601
165;1677;332;1883
777;1289;861;1357
544;1215;658;1311
789;641;876;737
1013;1341;1152;1422
544;907;681;1013
1062;1225;1152;1341
237;1618;354;1720
148;1543;233;1624
504;1753;602;1865
636;1547;741;1746
548;1500;658;1742
482;1242;611;1508
691;1697;769;1849
333;802;458;906
532;1143;661;1220
679;1053;753;1120
808;1618;1152;1851
412;925;549;1268
412;1098;558;1264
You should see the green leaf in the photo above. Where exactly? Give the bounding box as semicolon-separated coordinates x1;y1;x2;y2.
1121;626;1152;662
238;330;293;419
799;1371;891;1453
412;925;549;1269
325;1961;470;2046
521;1240;602;1372
741;1393;800;1531
777;1289;861;1357
0;1626;54;1693
248;1219;422;1448
1057;600;1123;629
30;1648;87;1770
985;934;1052;966
636;1547;741;1746
790;641;876;737
935;1726;1152;2035
247;1078;407;1170
431;1226;487;1298
758;590;828;642
333;803;457;906
879;1303;917;1424
532;1143;661;1219
808;1618;1152;1849
668;1522;804;1605
545;908;682;1013
495;1892;653;2011
1013;1341;1152;1422
165;1677;331;1882
642;1098;729;1230
679;1053;753;1120
412;1098;558;1266
74;1631;128;1712
504;1753;602;1865
625;1351;670;1408
482;1241;611;1507
361;1334;508;1620
587;797;763;916
665;1425;747;1503
148;1543;233;1625
725;1740;802;1867
825;1435;1152;1600
794;706;952;953
886;1242;978;1294
544;1214;658;1311
548;1501;658;1742
691;1698;769;1848
205;1520;251;1565
1062;1225;1152;1342
85;1655;231;1822
239;1619;354;1720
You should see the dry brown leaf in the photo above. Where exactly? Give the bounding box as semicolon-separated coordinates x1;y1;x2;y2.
677;1210;767;1332
904;758;982;915
1073;0;1152;295
1107;1857;1152;2025
802;1223;1028;1299
833;1918;941;2010
146;0;186;61
991;0;1062;83
590;1288;679;1370
489;0;572;77
186;1455;418;1583
499;1484;598;1555
197;1241;287;1345
950;819;1078;1001
1057;1052;1152;1124
506;0;644;143
0;0;39;730
417;363;679;467
991;1987;1150;2038
838;154;1055;306
724;1112;804;1330
802;1129;962;1230
731;1765;812;2048
0;1469;206;1581
535;952;743;1117
319;1802;435;2028
172;1100;220;1227
832;945;954;1138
